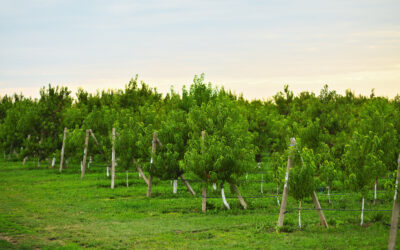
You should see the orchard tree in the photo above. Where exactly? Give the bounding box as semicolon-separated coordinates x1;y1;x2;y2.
358;98;399;204
152;109;195;195
319;160;336;205
344;131;384;226
184;94;254;211
289;147;317;229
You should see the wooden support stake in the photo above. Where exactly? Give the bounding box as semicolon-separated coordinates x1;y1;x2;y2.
388;153;400;250
277;137;296;228
89;129;112;173
312;191;329;228
111;128;116;189
81;129;90;179
134;160;149;185
180;174;196;196
231;184;247;209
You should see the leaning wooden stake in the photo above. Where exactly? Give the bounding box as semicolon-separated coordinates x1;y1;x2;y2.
180;174;196;196
231;184;247;209
135;160;149;185
81;129;90;179
111;128;116;189
312;191;329;228
89;129;112;175
388;153;400;250
147;132;157;197
277;137;296;228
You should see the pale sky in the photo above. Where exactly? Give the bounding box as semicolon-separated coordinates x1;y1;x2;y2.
1;0;400;100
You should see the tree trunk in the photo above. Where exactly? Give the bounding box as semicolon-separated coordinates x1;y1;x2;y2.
221;184;230;209
81;129;90;179
147;132;157;198
373;179;377;205
126;169;129;187
327;186;331;205
312;191;329;228
173;179;178;194
388;154;400;250
202;181;207;213
22;156;27;165
38;158;41;168
180;174;196;196
277;137;296;227
212;182;217;191
147;175;153;198
111;128;116;189
51;157;56;168
298;200;302;229
258;162;263;194
231;184;247;209
360;196;365;226
107;166;110;177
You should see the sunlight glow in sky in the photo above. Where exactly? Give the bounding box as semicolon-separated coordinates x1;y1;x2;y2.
1;0;399;100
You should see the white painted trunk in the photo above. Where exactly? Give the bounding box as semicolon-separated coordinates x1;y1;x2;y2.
80;161;83;173
221;187;230;209
276;185;280;207
23;156;27;165
260;173;264;194
299;200;302;229
173;179;178;194
107;166;110;177
51;157;56;167
111;129;116;189
246;172;248;180
88;156;92;169
328;186;331;205
374;179;377;205
360;196;365;226
212;182;217;191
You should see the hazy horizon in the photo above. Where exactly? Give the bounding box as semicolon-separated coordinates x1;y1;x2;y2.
1;0;399;100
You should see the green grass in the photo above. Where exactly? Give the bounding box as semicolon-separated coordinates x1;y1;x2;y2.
0;159;397;249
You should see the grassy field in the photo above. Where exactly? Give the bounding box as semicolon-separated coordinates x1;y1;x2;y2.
0;159;397;249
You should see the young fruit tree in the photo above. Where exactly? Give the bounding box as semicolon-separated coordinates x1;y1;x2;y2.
358;99;399;205
319;160;336;205
152;109;195;195
343;131;384;226
288;147;317;229
184;94;254;212
278;139;328;229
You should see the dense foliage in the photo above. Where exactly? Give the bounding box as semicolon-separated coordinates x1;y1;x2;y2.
0;76;399;195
